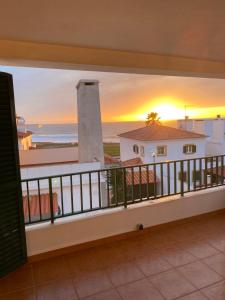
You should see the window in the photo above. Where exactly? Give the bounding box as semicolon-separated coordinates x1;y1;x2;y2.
133;144;139;154
157;145;167;156
140;146;145;157
183;144;196;154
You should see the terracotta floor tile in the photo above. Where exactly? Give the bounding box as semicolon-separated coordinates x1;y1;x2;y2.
103;243;129;265
83;289;121;300
178;261;223;289
0;288;36;300
207;236;225;252
160;246;197;267
180;240;220;259
33;256;70;285
106;261;144;286
203;253;225;277
66;245;122;275
135;253;172;276
0;264;34;295
36;278;78;300
73;269;112;298
117;278;164;300
177;291;208;299
202;281;225;300
150;269;196;300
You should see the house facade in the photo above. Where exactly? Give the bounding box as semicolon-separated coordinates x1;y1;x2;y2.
119;124;207;164
119;124;207;195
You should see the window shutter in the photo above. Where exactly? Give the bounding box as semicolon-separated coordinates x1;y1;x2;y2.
0;72;27;278
183;145;187;153
193;145;196;153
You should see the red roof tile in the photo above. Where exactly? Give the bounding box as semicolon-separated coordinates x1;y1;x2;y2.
118;124;206;141
121;157;143;167
126;169;159;185
23;193;58;220
104;154;119;165
18;130;32;138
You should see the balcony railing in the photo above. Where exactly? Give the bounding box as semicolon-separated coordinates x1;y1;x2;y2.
21;155;225;225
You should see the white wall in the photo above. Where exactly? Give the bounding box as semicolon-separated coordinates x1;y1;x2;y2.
206;141;225;156
19;147;78;166
120;137;206;164
26;186;225;256
18;135;32;151
120;137;147;161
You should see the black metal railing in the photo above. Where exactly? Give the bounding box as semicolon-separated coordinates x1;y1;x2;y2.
21;155;225;225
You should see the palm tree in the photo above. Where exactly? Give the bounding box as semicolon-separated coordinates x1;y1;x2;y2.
146;112;161;126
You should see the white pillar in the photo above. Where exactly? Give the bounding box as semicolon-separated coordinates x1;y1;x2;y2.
76;80;104;164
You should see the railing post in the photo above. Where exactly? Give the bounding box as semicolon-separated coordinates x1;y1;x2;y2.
180;161;184;197
48;178;54;224
123;168;127;208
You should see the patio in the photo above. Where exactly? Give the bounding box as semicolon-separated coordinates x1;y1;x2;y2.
0;211;225;300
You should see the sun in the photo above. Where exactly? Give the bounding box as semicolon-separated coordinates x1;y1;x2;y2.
115;97;188;122
138;98;186;121
149;103;185;120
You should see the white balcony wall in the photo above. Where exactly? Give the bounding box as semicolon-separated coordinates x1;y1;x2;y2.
26;186;225;257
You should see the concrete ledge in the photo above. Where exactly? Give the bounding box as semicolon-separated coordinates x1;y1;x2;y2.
26;186;225;258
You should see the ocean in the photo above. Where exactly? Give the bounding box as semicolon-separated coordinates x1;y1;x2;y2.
28;122;144;144
28;121;177;144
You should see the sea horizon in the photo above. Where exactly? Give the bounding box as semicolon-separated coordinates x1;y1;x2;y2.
27;120;177;144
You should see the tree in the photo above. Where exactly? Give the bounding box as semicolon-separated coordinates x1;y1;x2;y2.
146;112;161;126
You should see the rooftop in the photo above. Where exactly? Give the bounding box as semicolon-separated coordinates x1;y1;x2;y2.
121;158;143;167
17;130;32;139
119;124;207;142
126;169;159;185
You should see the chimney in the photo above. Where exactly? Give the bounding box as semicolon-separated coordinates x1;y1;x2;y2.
193;120;206;135
76;80;104;164
211;118;224;143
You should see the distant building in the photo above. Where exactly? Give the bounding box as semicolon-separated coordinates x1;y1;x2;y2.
16;116;32;150
177;116;225;156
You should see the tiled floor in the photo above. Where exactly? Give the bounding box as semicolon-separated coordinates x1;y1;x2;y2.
1;213;225;299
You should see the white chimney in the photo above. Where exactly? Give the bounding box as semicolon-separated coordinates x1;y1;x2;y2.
211;118;224;143
76;80;104;164
193;120;206;135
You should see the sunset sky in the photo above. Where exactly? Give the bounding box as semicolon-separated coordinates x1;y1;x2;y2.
0;65;225;124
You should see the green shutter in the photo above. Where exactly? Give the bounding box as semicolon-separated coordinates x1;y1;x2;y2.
183;145;187;153
193;145;197;153
0;72;27;278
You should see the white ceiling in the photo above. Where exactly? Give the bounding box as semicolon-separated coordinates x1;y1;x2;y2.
0;0;224;62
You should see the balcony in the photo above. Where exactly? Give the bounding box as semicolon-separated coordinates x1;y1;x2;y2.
21;155;225;226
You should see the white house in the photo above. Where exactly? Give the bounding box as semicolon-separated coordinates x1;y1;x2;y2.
119;123;207;164
119;123;208;195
